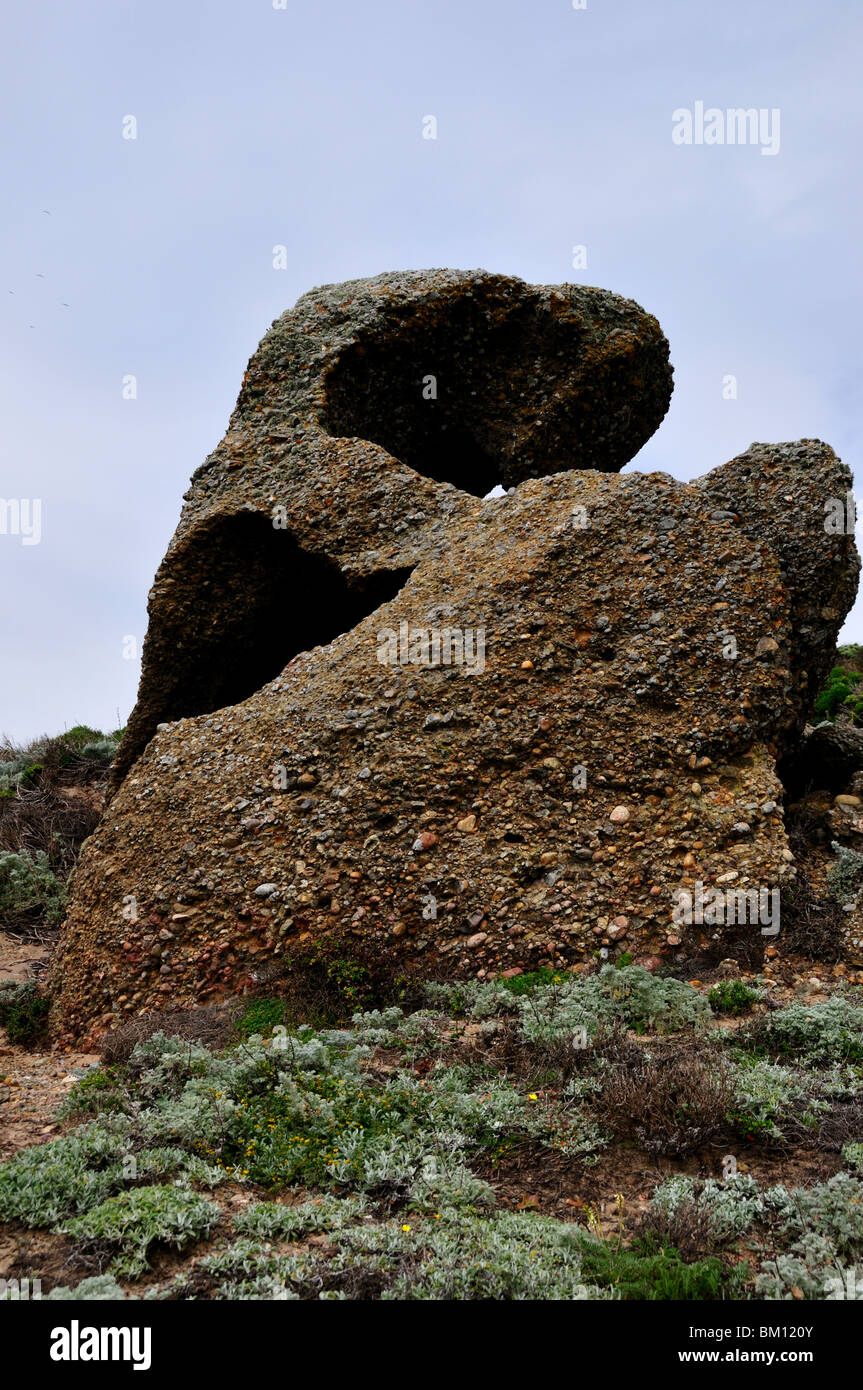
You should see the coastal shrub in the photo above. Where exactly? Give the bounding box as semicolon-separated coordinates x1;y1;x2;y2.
0;980;51;1043
58;1184;221;1277
0;850;67;926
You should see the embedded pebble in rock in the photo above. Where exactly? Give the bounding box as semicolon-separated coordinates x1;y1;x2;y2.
46;271;860;1043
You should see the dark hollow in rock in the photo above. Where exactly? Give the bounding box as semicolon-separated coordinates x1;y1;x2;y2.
318;282;672;493
136;510;413;733
779;721;863;799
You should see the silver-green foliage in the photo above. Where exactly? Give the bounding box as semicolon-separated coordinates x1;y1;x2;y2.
757;996;863;1063
427;965;711;1039
827;841;863;904
329;1209;609;1301
44;1275;134;1301
57;1184;221;1277
651;1171;863;1300
0;850;67;924
0;1126;131;1226
234;1193;368;1240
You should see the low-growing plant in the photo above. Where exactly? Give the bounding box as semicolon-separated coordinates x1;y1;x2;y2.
650;1174;769;1243
58;1184;221;1277
738;996;863;1066
726;1057;814;1142
236;997;285;1039
60;1065;127;1117
600;1046;733;1156
498;968;567;996
708;980;760;1015
43;1275;133;1301
827;842;863;905
0;980;51;1043
4;977;861;1302
843;1142;863;1173
0;850;67;928
234;1193;368;1240
0;1126;132;1225
327;1209;606;1301
430;965;711;1041
576;1231;740;1300
653;1170;863;1299
757;1234;863;1301
194;1239;315;1300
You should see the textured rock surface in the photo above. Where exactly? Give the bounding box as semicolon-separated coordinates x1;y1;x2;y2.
49;273;859;1044
783;723;863;965
110;269;673;790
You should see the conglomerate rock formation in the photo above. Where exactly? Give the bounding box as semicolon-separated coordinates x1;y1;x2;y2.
109;269;674;791
50;270;858;1043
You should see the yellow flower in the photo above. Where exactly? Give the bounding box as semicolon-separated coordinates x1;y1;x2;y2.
528;1093;538;1101
402;1224;411;1232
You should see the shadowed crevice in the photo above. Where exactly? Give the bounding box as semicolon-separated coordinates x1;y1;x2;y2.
111;512;412;791
318;295;592;496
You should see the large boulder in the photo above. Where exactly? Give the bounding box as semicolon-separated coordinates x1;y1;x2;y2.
109;269;673;791
50;273;858;1044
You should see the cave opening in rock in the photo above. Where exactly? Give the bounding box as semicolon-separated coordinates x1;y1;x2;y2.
318;294;585;496
115;512;412;784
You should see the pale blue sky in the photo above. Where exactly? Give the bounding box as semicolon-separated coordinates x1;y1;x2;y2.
1;0;862;742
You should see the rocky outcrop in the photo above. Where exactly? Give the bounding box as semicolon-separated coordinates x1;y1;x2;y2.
693;439;856;741
108;270;673;792
49;271;858;1044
